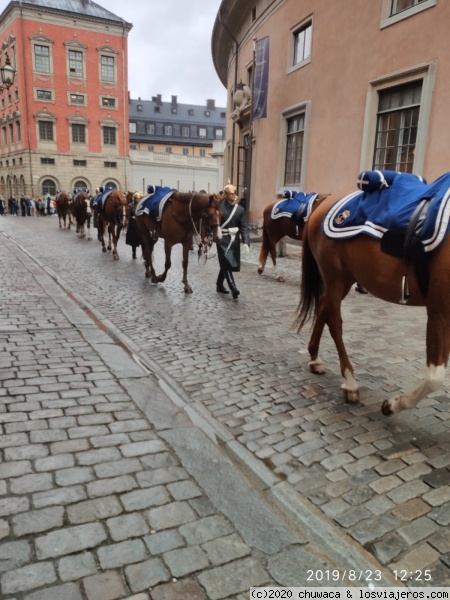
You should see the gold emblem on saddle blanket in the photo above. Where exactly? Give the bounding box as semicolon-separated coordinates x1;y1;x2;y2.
335;210;350;225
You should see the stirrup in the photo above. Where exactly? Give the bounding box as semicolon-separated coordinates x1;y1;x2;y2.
399;275;410;304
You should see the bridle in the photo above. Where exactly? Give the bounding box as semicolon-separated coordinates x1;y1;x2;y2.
188;193;220;263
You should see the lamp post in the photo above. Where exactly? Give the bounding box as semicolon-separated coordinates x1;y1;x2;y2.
0;53;16;92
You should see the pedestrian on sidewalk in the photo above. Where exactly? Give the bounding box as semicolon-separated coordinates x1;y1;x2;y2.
216;183;250;299
37;198;46;216
8;196;16;215
126;191;143;259
0;197;5;216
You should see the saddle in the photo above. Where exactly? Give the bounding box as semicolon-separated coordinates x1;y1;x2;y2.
271;191;319;227
324;170;450;297
135;185;176;220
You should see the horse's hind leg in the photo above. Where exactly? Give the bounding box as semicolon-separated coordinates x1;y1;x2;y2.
87;218;92;241
325;287;360;402
307;299;328;375
382;308;449;415
258;223;270;275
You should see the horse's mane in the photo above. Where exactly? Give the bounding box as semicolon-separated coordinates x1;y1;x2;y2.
172;192;215;205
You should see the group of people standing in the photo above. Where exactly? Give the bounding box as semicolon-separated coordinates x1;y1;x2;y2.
0;193;55;217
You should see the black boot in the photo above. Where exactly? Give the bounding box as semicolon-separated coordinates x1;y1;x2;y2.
355;283;368;294
216;271;229;294
229;283;240;299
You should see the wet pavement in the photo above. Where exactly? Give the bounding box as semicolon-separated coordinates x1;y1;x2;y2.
0;214;449;598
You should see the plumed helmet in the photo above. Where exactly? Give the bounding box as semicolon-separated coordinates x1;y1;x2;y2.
133;192;144;202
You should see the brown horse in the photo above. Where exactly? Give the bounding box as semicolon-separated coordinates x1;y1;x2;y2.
97;190;128;260
55;191;73;230
258;193;329;281
71;190;92;240
136;191;222;293
296;186;450;415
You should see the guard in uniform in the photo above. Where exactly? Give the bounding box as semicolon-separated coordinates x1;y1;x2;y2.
216;184;250;299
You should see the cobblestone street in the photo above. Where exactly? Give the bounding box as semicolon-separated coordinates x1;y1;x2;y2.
0;215;449;597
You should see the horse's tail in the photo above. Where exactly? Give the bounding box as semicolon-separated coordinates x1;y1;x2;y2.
259;210;272;261
296;227;323;332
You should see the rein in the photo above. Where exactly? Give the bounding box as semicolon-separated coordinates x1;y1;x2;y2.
188;194;218;263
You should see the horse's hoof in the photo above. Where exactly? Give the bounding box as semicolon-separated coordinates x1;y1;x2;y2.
184;287;193;294
309;362;326;375
276;275;285;282
257;267;263;275
344;389;360;403
102;247;107;253
381;400;395;416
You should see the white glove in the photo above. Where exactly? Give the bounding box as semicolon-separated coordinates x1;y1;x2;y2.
243;244;250;254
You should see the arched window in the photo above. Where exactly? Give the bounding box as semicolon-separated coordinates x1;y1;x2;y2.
74;179;88;190
42;178;57;195
105;181;117;189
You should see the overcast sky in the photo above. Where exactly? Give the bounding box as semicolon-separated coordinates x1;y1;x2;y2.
105;0;227;107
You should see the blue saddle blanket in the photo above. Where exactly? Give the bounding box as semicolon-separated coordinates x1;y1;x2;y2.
135;186;176;220
93;188;114;209
271;192;318;222
323;170;450;253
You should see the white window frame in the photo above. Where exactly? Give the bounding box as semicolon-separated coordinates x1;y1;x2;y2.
31;36;53;75
65;41;86;80
380;0;436;28
276;101;311;194
288;16;313;75
359;62;436;175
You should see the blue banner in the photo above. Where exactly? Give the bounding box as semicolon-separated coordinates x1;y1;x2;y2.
253;36;269;119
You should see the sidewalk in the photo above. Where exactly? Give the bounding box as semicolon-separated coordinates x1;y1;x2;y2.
0;231;396;598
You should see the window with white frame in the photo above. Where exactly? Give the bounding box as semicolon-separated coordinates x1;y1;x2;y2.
182;126;190;137
102;97;116;108
103;126;116;145
37;89;52;101
380;0;436;27
34;44;51;73
391;0;428;15
72;123;86;144
215;129;223;140
69;92;85;105
100;55;115;82
129;122;137;134
373;81;422;173
39;121;54;141
146;123;155;135
198;127;207;138
164;125;173;136
293;21;312;66
360;63;435;175
284;113;305;185
68;50;84;77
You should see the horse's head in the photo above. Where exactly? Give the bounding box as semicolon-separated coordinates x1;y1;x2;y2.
205;195;222;241
112;191;128;227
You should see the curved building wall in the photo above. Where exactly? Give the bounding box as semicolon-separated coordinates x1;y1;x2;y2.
212;0;448;225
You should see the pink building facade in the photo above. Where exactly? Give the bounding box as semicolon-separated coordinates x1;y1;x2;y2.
0;0;131;198
212;0;447;225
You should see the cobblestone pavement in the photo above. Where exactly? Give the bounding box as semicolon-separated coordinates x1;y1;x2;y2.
1;215;449;596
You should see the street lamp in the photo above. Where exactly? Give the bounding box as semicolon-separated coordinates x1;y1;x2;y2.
0;53;16;93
